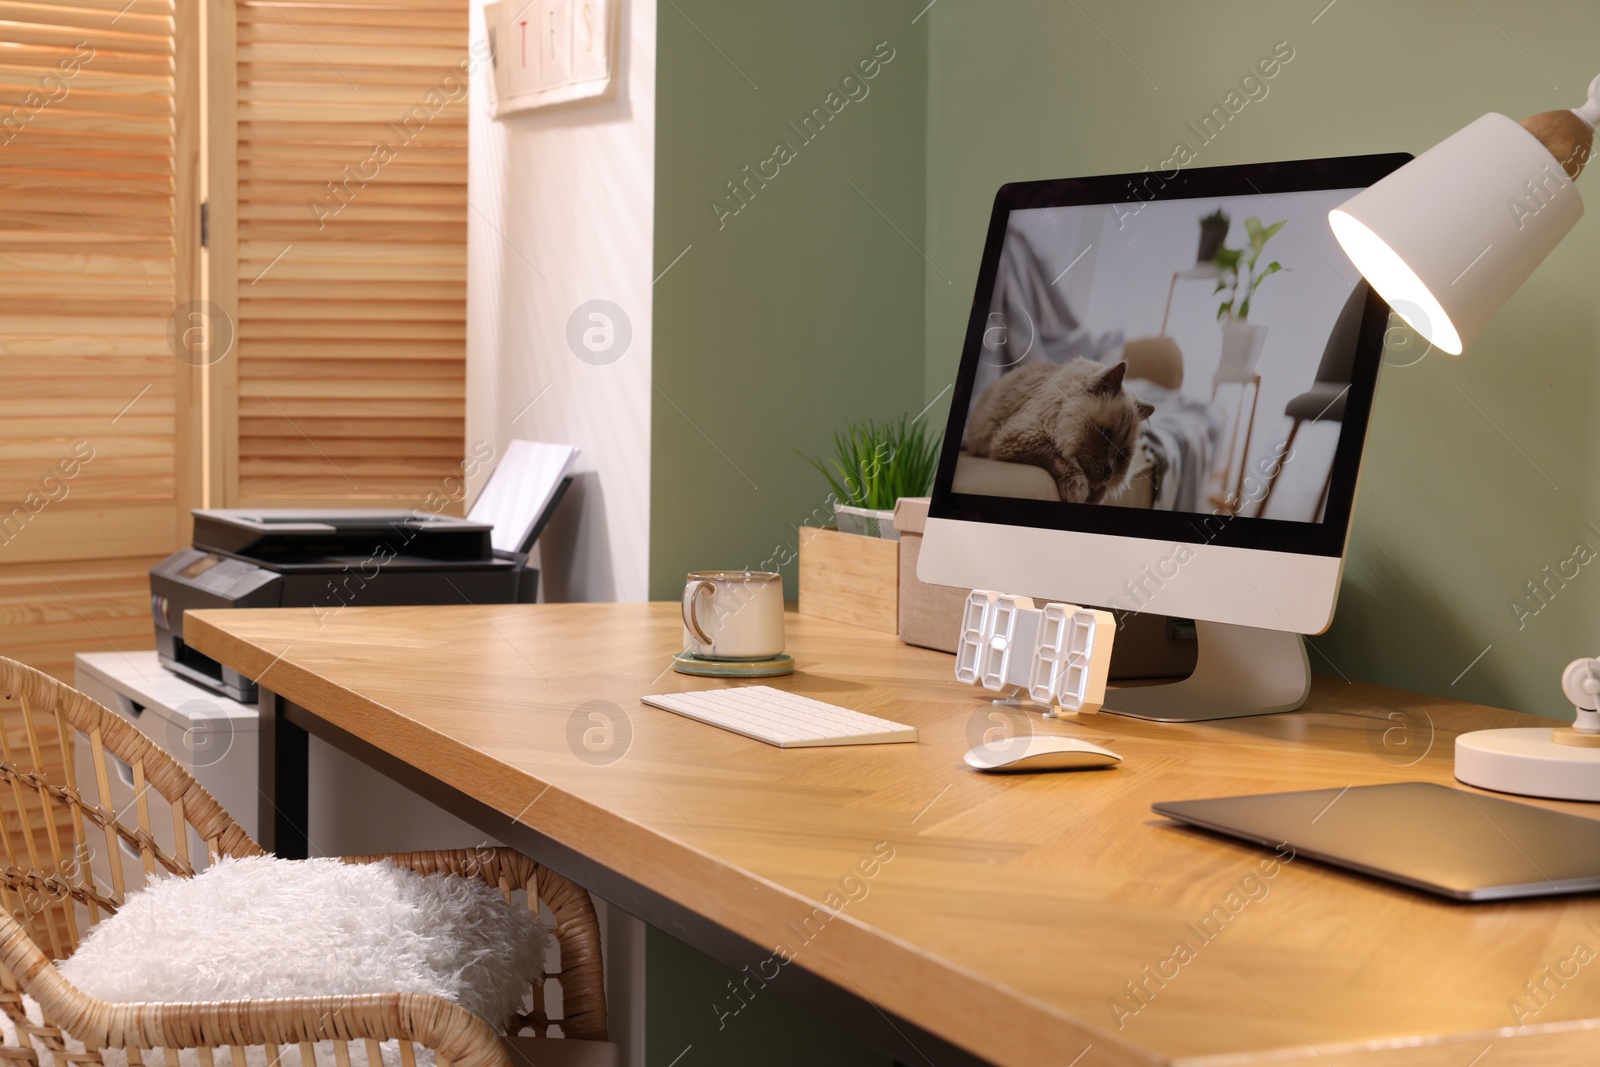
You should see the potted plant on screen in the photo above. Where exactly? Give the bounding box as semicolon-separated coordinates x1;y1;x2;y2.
1213;216;1287;382
803;415;942;540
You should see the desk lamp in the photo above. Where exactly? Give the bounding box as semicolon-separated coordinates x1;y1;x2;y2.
1328;75;1600;801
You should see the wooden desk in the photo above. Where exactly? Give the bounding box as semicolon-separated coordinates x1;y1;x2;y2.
187;604;1600;1067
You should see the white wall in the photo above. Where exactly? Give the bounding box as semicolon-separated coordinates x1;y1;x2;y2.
467;0;656;603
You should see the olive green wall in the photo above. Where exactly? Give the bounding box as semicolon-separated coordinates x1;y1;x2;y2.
922;0;1600;718
648;4;923;1062
643;928;889;1066
650;0;930;601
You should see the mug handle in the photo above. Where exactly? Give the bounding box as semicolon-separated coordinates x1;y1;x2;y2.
682;580;715;646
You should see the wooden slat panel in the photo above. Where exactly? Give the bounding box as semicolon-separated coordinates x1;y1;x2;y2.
0;554;163;677
238;6;461;31
0;22;173;55
242;436;464;460
1;0;171;17
235;42;466;67
244;279;464;300
239;181;465;203
0;272;173;297
245;359;464;379
0;65;174;95
237;299;466;321
0;349;170;372
0;2;172;36
239;0;465;7
0;109;172;137
0;503;177;565
239;220;467;244
0;1;182;716
240;338;464;359
0;43;172;77
215;0;467;505
0;337;172;358
237;417;461;439
233;134;462;160
240;325;463;345
0;87;175;118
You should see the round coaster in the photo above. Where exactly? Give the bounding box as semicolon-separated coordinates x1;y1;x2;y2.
671;651;795;677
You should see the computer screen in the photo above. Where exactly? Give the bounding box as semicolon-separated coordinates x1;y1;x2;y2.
931;156;1404;562
920;156;1407;640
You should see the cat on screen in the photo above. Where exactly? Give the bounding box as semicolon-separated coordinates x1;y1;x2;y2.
966;359;1155;504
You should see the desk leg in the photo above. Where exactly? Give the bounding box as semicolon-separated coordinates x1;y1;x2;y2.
258;688;309;858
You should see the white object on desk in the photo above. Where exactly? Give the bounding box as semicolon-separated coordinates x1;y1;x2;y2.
954;591;1114;717
1455;655;1600;802
679;570;785;660
641;687;917;748
965;735;1121;773
484;0;614;117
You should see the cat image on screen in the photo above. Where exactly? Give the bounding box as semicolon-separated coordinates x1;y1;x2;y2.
965;359;1155;503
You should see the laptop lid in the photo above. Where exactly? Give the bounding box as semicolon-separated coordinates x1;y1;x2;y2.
1154;781;1600;901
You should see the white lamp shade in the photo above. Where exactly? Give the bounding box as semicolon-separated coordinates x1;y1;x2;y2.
1329;113;1584;354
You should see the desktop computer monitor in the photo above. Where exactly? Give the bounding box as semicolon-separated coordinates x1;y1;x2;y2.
917;155;1408;721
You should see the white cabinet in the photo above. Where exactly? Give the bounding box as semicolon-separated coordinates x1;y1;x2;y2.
73;652;490;864
76;651;259;880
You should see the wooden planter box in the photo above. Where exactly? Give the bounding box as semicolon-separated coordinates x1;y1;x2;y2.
797;526;898;634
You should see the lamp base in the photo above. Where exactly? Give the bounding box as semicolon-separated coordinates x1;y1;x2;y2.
1454;727;1600;802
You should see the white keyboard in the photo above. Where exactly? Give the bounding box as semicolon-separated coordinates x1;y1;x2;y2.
640;686;918;748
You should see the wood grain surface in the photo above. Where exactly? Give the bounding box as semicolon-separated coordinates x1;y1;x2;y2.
797;526;899;633
187;603;1600;1066
0;0;187;676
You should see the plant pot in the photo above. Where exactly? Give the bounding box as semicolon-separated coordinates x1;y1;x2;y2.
1215;319;1268;385
833;503;900;541
1197;216;1230;263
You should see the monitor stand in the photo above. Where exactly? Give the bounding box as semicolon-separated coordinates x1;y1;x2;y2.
1100;621;1310;722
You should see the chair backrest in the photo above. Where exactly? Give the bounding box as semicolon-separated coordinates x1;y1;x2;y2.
0;655;260;960
0;656;608;1046
1312;281;1370;387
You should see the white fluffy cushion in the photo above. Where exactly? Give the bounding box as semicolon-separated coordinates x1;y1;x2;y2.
17;856;553;1067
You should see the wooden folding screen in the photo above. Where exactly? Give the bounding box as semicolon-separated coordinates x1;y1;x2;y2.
0;0;200;681
209;0;470;506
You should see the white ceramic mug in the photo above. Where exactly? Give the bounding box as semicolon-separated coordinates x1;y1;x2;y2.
681;571;785;661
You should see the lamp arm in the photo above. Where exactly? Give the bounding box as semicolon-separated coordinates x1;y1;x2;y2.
1521;72;1600;180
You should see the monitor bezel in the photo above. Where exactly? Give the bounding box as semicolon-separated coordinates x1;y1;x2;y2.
928;153;1412;559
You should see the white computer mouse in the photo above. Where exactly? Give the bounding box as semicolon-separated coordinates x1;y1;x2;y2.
964;735;1122;773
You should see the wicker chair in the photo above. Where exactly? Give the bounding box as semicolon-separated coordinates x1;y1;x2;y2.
0;655;613;1067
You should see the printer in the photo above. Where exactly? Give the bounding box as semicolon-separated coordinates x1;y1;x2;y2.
151;440;576;702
